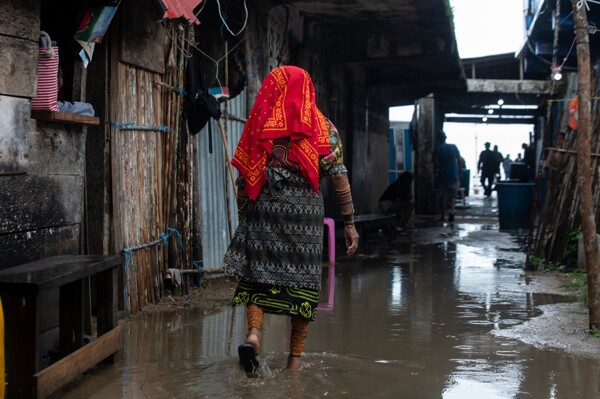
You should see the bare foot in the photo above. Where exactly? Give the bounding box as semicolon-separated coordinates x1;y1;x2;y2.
246;327;261;352
287;355;303;371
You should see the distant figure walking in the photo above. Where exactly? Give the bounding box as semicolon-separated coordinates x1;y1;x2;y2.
477;142;496;198
493;145;503;181
432;131;461;222
502;154;512;180
522;142;536;179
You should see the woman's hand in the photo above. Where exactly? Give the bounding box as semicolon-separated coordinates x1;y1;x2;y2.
344;225;359;256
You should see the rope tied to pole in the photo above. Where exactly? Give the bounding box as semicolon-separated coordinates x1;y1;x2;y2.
121;227;186;312
110;121;171;133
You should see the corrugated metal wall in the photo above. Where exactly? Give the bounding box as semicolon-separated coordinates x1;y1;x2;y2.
197;91;246;270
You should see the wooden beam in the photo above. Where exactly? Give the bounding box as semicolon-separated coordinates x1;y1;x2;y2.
31;111;100;126
445;107;539;117
445;116;536;125
467;79;551;94
33;325;123;399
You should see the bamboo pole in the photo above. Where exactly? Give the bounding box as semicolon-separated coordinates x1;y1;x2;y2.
218;118;238;198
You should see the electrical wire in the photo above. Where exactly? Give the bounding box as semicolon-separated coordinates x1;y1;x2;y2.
195;0;208;17
216;0;248;37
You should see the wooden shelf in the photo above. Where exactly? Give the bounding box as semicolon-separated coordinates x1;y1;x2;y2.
31;110;100;126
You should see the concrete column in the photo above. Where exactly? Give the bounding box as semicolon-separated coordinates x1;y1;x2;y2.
415;95;441;215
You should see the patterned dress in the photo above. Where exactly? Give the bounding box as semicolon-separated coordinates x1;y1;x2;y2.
224;122;347;321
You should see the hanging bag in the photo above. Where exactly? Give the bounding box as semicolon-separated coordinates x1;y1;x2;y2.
31;31;60;111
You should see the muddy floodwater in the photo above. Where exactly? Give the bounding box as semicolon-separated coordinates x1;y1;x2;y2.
54;210;600;398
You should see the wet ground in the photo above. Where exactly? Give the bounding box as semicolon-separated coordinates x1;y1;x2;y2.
53;195;600;399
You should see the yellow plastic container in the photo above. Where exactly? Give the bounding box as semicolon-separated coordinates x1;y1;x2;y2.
0;297;4;399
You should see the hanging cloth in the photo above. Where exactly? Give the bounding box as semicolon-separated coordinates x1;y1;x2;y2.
231;66;330;200
158;0;203;25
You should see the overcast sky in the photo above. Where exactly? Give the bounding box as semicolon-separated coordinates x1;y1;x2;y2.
450;0;525;59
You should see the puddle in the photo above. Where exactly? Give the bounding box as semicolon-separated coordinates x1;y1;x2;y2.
54;220;600;399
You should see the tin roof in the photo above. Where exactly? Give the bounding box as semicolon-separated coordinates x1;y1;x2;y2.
160;0;203;25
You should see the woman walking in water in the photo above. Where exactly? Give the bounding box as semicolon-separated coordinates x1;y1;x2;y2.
223;65;359;372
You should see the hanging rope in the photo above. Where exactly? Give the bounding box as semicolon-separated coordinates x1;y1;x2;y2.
186;36;246;89
192;259;205;273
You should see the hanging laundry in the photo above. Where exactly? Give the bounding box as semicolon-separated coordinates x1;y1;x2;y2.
184;39;222;135
158;0;203;25
568;95;579;131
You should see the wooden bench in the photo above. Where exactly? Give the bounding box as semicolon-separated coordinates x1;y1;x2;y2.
0;255;123;399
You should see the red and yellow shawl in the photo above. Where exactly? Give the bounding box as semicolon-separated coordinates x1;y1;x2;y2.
231;66;330;200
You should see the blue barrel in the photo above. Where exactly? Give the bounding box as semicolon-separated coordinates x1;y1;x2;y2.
496;182;535;229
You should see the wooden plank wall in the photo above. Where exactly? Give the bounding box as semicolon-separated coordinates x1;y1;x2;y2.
110;22;192;313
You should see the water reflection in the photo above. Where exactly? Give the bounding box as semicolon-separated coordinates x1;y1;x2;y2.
55;223;600;399
388;266;404;310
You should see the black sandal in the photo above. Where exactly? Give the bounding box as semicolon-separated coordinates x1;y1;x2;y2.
238;343;260;373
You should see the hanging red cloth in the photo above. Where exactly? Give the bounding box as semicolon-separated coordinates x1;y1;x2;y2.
568;95;579;130
160;0;203;25
232;66;330;200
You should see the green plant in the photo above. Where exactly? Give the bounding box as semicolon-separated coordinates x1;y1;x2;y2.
529;255;542;269
545;260;561;271
561;271;588;305
589;326;600;338
562;230;582;271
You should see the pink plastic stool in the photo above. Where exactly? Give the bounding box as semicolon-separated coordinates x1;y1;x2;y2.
323;217;335;265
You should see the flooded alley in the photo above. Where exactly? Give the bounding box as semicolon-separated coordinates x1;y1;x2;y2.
52;197;600;399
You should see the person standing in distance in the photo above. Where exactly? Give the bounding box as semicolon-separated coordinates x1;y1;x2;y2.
432;130;461;222
478;142;496;198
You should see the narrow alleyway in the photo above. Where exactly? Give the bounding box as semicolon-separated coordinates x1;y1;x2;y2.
52;195;600;399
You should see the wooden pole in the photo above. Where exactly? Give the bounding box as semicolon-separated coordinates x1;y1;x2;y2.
572;0;600;330
218;118;238;198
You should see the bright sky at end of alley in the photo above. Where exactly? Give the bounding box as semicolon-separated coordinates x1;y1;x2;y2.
450;0;525;59
390;0;531;175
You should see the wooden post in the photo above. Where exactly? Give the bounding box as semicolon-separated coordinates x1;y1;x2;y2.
571;0;600;330
218;118;238;198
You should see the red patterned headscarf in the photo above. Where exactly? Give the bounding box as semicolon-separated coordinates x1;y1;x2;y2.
232;66;330;200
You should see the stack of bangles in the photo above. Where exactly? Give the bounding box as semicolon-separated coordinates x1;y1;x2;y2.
336;184;354;226
342;211;354;226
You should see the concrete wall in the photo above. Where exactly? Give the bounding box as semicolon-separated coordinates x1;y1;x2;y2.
0;0;88;359
0;0;85;269
294;21;390;216
195;0;392;218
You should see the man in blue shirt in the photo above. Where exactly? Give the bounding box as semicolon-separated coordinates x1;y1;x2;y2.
432;131;461;222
